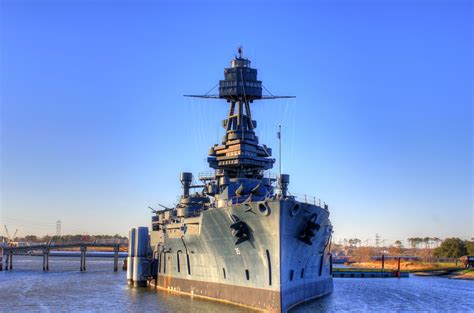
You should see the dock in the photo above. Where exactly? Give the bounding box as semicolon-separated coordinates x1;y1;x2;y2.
333;269;409;278
1;242;127;272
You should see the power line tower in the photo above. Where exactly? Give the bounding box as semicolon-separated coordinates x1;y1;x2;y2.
375;233;381;248
56;220;62;238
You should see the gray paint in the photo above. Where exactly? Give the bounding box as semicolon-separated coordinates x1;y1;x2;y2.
149;198;333;311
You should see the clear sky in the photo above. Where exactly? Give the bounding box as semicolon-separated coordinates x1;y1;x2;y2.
1;0;472;245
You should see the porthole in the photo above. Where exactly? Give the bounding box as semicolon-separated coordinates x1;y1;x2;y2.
290;203;301;217
258;202;271;216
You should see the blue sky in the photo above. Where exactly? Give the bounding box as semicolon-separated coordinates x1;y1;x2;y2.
1;0;472;245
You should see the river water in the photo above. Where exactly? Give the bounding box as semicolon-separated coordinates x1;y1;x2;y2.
1;256;473;312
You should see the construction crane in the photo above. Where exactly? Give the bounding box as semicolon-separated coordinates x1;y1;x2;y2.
4;225;11;241
3;225;19;243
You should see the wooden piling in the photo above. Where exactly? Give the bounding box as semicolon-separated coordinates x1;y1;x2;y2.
381;254;385;273
9;252;12;270
397;257;401;277
113;245;119;272
80;249;84;271
79;246;87;271
83;248;87;271
46;250;49;271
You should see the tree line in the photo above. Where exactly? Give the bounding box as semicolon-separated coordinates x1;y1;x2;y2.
433;238;474;258
2;234;127;243
336;237;473;259
406;237;442;249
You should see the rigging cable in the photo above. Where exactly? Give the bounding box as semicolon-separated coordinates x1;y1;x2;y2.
203;83;219;96
262;84;275;97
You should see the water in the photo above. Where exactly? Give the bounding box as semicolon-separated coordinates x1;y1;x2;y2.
1;256;473;312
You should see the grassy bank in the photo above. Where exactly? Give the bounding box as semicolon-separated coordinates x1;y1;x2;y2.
448;268;474;280
349;261;463;272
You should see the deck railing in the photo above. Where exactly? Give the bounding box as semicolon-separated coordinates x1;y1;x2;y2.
215;192;328;210
288;193;328;210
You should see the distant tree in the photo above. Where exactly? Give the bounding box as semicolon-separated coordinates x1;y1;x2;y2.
347;238;361;248
433;238;467;258
408;237;424;250
42;235;52;243
24;235;38;242
395;240;403;249
432;237;442;248
423;237;431;249
465;240;474;255
415;237;424;249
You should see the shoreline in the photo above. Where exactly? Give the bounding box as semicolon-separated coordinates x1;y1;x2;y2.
346;261;474;280
446;269;474;280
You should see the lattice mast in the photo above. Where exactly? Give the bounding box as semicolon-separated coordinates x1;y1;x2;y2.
185;47;294;180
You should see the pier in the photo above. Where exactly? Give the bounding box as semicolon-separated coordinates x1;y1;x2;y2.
1;242;127;272
332;269;409;278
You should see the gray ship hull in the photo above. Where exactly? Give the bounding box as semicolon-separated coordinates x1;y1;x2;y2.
149;198;333;312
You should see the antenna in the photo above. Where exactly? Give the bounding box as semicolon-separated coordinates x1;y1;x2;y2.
238;46;243;58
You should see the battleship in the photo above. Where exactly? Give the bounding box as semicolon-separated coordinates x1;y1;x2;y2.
129;48;334;312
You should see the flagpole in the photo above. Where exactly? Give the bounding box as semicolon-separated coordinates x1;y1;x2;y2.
278;124;282;191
